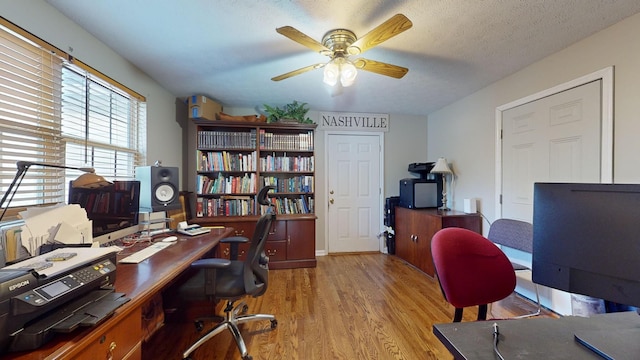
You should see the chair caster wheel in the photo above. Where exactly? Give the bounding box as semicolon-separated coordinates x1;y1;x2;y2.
241;304;249;314
243;355;253;360
270;319;278;329
194;320;204;332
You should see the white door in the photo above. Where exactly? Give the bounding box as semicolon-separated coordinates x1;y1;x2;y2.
327;133;382;253
500;77;610;316
502;80;602;221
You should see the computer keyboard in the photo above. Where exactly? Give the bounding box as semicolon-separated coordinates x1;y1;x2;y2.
119;241;173;264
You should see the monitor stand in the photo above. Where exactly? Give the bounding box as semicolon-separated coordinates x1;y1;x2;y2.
574;328;640;360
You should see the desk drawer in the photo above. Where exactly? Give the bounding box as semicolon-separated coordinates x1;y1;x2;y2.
265;240;287;261
71;307;142;360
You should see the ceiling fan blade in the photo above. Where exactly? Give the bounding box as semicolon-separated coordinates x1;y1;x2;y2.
353;58;409;79
271;63;326;81
276;26;332;55
347;14;413;55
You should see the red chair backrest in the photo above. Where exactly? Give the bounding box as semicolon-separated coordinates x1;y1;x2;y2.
431;227;516;309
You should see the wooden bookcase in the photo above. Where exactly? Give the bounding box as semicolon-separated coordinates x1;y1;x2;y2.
188;119;317;269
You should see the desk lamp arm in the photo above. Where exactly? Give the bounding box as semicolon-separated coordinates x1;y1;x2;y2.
0;161;96;222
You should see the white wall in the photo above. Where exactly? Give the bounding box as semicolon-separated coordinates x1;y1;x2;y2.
1;1;183;180
427;12;640;225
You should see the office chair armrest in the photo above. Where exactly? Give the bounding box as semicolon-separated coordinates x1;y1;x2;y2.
191;258;231;269
220;236;249;244
221;236;249;260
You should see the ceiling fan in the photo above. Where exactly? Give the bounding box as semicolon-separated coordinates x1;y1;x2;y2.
271;14;413;87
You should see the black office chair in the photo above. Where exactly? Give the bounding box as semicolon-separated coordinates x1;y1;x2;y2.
179;185;277;360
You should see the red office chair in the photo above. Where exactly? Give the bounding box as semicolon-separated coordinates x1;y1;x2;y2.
431;227;516;322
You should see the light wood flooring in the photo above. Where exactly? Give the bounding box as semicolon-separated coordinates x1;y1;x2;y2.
144;253;555;359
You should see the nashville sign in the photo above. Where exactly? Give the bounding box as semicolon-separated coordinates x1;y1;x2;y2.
318;112;389;132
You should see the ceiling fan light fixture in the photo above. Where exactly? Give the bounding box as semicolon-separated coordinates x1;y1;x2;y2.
323;59;340;86
274;15;412;84
323;57;357;87
340;59;357;87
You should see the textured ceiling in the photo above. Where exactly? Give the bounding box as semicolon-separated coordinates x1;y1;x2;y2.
47;0;640;116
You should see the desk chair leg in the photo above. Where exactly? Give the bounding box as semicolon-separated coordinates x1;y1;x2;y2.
453;308;463;322
477;304;488;321
183;321;232;359
514;283;542;319
183;300;278;360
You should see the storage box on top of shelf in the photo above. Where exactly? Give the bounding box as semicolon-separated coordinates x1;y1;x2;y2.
188;95;223;120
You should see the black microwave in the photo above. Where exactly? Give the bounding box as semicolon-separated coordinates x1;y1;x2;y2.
399;178;440;209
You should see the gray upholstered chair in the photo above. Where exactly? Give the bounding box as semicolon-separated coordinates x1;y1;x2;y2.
487;218;541;318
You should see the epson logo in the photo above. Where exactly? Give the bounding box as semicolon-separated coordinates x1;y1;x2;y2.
9;280;30;292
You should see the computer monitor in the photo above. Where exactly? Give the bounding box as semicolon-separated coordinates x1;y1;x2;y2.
532;182;640;308
69;180;141;245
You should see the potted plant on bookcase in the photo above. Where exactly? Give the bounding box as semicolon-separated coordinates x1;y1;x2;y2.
263;100;314;124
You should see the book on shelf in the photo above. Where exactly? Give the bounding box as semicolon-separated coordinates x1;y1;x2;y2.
260;154;314;172
198;129;257;149
259;175;314;193
259;131;314;151
264;195;313;215
195;196;256;217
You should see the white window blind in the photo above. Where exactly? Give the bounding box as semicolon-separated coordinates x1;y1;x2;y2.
0;19;146;215
61;66;147;184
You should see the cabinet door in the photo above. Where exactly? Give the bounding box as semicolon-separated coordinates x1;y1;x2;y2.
286;219;315;260
415;214;441;277
394;207;416;265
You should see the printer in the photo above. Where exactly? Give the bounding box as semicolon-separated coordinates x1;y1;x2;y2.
399;163;443;209
0;247;128;354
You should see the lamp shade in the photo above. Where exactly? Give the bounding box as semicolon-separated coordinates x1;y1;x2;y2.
323;60;340;86
340;59;357;87
71;172;113;189
430;157;452;174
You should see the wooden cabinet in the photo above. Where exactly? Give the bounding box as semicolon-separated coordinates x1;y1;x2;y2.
203;216;316;269
265;217;316;269
395;207;481;276
188;119;317;269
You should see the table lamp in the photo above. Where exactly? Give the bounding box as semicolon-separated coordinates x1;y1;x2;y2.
430;158;453;211
0;161;112;221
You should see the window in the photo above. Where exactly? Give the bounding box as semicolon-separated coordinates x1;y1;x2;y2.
61;65;147;187
0;19;146;218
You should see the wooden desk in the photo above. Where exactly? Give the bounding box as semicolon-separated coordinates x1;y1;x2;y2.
433;311;640;360
6;227;233;360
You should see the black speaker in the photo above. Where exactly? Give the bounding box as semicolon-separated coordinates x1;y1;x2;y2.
136;166;181;212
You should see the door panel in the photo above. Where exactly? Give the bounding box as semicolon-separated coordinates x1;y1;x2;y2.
287;220;315;260
501;79;603;316
502;80;601;221
327;134;381;253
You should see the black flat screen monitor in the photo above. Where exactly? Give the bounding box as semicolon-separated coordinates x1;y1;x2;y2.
69;180;140;244
532;182;640;308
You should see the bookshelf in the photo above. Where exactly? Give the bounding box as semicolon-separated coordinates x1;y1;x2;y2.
188;119;317;269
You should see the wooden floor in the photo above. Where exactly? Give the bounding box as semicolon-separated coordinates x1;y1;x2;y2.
144;253;555;359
